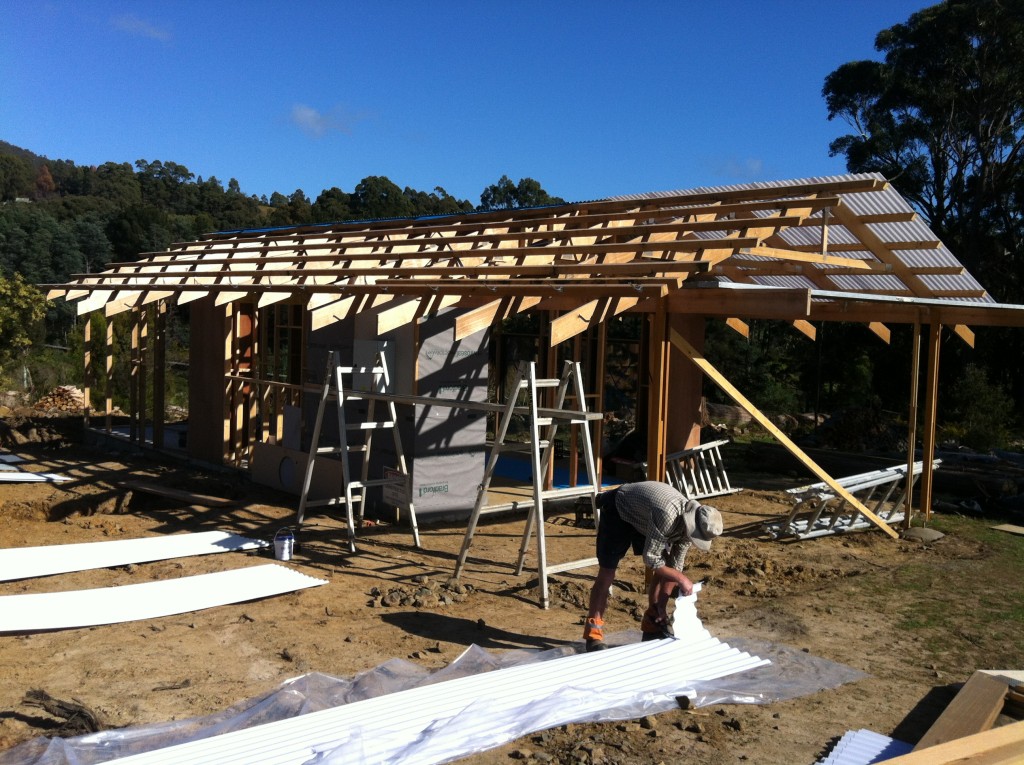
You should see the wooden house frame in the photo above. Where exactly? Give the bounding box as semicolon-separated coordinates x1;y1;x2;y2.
49;174;1024;536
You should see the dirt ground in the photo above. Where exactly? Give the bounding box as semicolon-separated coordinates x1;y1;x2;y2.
1;416;1022;764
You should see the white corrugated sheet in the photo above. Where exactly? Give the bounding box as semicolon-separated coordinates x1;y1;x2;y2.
103;587;767;765
0;530;269;582
815;729;912;765
0;564;326;632
0;470;70;483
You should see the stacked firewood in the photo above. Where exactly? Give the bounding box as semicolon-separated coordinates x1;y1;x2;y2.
33;385;86;413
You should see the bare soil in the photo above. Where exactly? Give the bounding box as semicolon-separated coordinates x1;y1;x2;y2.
1;416;1022;764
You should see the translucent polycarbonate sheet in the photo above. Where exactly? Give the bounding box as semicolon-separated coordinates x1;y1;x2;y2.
0;564;326;633
101;589;769;765
815;729;912;765
0;595;873;765
0;531;269;582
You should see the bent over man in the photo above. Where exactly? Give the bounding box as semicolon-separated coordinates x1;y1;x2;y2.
583;480;723;651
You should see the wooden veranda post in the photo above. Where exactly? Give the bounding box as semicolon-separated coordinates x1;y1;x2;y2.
152;302;166;451
105;318;113;433
904;322;922;530
645;306;669;482
667;314;705;453
83;317;91;428
920;323;943;521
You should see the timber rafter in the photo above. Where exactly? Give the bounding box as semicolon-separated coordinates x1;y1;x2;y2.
48;173;1023;340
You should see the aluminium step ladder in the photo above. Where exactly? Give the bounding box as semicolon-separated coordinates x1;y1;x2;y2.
765;459;942;540
665;439;741;501
453;360;601;608
296;350;419;553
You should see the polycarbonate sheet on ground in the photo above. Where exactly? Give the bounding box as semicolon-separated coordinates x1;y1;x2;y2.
0;531;269;582
815;729;912;765
105;588;769;765
0;470;70;483
0;564;326;633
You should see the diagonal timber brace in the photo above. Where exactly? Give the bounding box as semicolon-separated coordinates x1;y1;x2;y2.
669;328;900;539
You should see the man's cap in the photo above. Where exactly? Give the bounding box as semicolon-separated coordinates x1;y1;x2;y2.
684;501;723;551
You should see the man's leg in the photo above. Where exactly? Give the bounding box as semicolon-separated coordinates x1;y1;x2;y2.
583;566;617;651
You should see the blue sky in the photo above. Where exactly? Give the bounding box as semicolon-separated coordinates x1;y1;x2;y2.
3;1;937;206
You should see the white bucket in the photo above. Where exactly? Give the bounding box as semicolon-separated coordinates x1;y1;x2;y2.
274;528;295;561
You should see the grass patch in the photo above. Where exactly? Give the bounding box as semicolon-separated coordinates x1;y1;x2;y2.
895;513;1024;647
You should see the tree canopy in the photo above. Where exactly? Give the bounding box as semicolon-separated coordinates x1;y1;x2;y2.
479;175;565;210
824;0;1024;302
0;272;47;371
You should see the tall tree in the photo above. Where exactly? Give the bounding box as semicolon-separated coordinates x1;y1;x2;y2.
823;0;1024;298
478;175;565;210
34;164;56;200
350;176;414;219
0;272;48;373
312;187;352;222
0;155;33;201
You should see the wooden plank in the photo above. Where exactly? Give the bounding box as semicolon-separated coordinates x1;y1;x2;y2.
175;289;210;305
670;327;900;539
885;719;1024;764
740;245;878;270
152;303;166;452
792;319;816;340
992;524;1024;536
915;671;1009;751
549;296;637;346
954;323;976;347
868;321;892;343
76;290;114;315
309;295;357;330
725;317;749;337
120;480;237;508
455;299;504;340
376;297;424;335
665;287;812;319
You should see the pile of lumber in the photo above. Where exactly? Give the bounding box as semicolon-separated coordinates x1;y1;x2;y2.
887;671;1024;763
33;385;85;414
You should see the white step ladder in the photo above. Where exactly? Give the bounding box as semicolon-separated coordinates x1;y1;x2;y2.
454;360;601;608
665;439;740;501
296;350;419;553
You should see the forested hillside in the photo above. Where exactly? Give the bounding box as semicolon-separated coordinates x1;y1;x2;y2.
0;139;566;283
0;140;566;411
0;140;563;332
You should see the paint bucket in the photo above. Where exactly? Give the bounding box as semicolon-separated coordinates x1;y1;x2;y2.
274;527;295;561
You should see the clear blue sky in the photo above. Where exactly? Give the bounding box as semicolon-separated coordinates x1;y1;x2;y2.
3;1;937;206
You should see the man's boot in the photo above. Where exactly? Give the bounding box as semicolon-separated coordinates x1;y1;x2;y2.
583;616;608;651
640;606;674;642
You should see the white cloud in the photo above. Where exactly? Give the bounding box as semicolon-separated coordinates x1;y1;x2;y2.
290;104;366;138
714;157;765;180
111;13;171;41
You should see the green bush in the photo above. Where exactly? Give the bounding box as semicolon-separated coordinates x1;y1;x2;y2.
943;364;1014;452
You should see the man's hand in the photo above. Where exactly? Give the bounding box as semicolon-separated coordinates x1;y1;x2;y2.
648;567;694;624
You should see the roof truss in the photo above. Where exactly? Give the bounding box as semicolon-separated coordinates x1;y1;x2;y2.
48;174;1022;342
